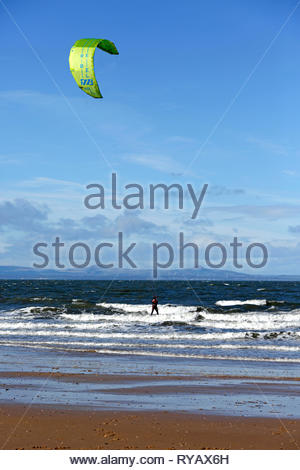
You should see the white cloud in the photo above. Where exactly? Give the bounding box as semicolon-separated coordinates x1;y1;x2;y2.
204;204;300;220
247;137;288;156
283;169;300;177
20;177;84;189
166;136;196;144
126;154;184;174
0;90;64;108
0;154;19;164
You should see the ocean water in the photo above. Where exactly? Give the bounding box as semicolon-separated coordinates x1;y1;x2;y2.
0;279;300;365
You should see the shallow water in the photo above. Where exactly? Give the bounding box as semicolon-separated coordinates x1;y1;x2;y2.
0;347;299;418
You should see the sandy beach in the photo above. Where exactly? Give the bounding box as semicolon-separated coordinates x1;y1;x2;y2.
0;404;299;450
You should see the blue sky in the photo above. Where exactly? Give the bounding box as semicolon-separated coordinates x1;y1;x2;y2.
1;0;300;274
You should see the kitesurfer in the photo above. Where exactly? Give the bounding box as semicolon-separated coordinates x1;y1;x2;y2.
151;296;159;315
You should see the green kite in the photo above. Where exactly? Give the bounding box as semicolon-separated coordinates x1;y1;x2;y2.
69;38;119;98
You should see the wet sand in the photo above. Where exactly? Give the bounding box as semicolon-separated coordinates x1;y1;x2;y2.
0;404;299;450
1;371;300;382
1;368;299;419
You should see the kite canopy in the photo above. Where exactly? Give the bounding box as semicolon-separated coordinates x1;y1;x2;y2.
69;38;119;98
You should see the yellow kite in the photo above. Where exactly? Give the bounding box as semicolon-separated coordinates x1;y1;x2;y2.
69;38;119;98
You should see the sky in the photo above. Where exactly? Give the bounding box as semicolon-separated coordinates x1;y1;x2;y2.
1;0;300;274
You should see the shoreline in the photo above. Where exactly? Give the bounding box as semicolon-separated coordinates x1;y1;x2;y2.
1;370;300;381
0;347;299;419
1;368;299;418
0;404;299;450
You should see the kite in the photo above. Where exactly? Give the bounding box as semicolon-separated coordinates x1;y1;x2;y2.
69;38;119;98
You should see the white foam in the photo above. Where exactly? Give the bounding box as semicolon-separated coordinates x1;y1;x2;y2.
96;302;196;315
3;306;64;317
90;349;300;363
32;297;53;301
1;340;299;362
0;328;247;341
216;299;267;307
1;339;298;353
1;300;298;363
198;311;300;330
1;305;300;333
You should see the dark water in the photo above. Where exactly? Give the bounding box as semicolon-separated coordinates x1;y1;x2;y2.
0;280;300;363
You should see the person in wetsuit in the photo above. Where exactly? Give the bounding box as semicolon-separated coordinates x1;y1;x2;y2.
151;296;159;315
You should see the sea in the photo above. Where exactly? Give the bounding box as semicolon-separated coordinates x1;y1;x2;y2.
0;279;299;365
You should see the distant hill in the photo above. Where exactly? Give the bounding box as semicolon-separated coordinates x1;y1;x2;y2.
0;265;299;281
